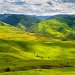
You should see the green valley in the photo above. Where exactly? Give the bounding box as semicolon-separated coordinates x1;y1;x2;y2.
0;14;75;75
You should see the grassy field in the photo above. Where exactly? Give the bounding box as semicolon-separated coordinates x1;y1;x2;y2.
0;32;75;74
1;68;75;75
0;22;75;74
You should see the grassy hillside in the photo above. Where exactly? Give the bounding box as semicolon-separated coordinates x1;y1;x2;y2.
31;19;71;38
30;15;75;40
0;21;25;33
0;15;75;74
0;32;75;74
1;69;75;75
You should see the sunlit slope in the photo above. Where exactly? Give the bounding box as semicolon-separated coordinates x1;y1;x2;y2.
34;19;71;37
0;22;75;61
30;16;75;40
0;21;24;33
1;69;75;75
0;38;75;72
0;38;75;60
0;21;75;73
0;33;75;70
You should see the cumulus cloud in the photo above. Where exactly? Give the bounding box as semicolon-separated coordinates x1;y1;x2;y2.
0;0;75;15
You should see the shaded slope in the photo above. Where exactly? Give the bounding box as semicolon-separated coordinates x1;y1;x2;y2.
0;14;41;31
51;14;75;29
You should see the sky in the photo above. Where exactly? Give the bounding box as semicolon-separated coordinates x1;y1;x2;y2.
0;0;75;15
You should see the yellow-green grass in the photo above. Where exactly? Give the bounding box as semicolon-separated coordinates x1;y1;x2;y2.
0;33;75;73
0;18;75;75
0;22;25;33
1;68;75;75
1;37;75;60
0;22;75;74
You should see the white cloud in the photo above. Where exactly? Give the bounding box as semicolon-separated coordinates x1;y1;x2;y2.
0;0;75;15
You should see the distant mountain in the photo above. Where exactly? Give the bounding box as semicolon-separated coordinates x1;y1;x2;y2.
51;14;75;29
38;16;51;20
0;14;41;31
0;14;10;20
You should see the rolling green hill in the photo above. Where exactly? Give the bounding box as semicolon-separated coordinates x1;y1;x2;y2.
31;19;71;39
0;31;75;75
0;15;75;75
30;15;75;40
37;19;70;37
